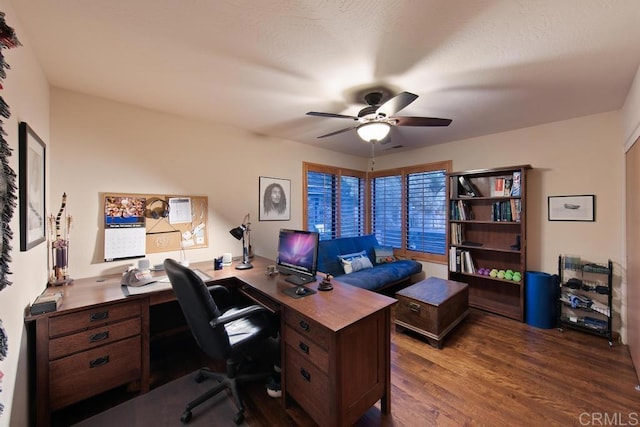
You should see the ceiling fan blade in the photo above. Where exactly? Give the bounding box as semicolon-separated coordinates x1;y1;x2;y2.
307;111;359;120
376;91;418;117
317;126;356;138
394;116;452;127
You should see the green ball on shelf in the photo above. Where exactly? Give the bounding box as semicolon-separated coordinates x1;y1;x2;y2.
505;271;513;280
489;269;498;278
497;270;505;279
512;272;522;282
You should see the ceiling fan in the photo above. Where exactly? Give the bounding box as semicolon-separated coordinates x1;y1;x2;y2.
306;91;452;143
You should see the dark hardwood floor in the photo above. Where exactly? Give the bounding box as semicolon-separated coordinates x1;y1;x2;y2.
57;308;639;426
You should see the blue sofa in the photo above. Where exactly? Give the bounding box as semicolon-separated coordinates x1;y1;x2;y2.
317;234;423;292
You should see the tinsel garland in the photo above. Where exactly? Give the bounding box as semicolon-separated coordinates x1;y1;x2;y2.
0;10;20;293
0;9;21;417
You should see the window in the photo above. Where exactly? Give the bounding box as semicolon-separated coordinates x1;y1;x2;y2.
304;160;450;263
370;161;451;263
304;163;365;240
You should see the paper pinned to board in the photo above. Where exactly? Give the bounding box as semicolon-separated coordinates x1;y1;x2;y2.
168;197;192;224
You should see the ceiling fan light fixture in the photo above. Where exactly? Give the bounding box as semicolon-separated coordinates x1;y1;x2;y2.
356;122;391;143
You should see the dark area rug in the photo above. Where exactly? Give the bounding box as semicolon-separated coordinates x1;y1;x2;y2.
73;371;249;427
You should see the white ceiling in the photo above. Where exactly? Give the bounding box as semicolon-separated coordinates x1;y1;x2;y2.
9;0;640;157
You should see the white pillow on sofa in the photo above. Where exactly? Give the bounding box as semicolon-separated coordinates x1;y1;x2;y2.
338;250;373;274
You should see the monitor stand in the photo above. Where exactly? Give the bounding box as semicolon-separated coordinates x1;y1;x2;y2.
283;285;317;299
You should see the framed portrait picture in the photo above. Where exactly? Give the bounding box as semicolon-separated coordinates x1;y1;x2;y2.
259;176;290;221
548;195;595;222
19;122;46;251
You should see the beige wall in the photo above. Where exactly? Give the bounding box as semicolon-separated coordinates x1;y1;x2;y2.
0;1;50;425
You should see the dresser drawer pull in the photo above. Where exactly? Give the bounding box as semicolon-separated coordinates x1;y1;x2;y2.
409;302;421;313
89;331;109;343
299;320;309;331
300;368;311;382
89;311;109;322
298;341;309;354
89;355;110;368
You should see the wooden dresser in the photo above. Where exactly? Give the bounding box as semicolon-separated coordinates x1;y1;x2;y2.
46;300;143;410
282;305;389;426
28;296;147;426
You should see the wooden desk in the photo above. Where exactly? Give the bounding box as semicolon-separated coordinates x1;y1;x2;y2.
25;256;396;427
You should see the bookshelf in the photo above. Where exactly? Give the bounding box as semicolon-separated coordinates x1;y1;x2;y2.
447;165;530;321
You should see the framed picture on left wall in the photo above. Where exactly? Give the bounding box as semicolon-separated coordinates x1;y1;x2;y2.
19;122;46;251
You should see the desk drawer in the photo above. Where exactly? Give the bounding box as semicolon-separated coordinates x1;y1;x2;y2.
49;317;141;359
285;346;330;426
49;336;142;410
284;310;330;350
284;326;329;373
49;300;141;337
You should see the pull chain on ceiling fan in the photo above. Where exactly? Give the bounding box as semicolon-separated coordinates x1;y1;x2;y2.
306;91;452;143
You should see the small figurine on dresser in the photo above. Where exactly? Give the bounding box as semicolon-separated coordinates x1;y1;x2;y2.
318;274;333;291
48;193;73;285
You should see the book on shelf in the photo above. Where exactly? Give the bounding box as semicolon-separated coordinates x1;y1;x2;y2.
491;200;517;222
449;247;463;272
450;200;472;220
458;176;479;197
449;247;457;272
511;171;521;196
514;199;521;222
463;250;476;274
449;247;475;273
504;177;513;196
450;223;464;245
490;177;505;197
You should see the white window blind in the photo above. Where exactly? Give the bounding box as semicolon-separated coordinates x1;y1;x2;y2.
371;174;402;248
406;170;447;255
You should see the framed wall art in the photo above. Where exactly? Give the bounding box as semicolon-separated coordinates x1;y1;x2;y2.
19;122;46;251
548;195;595;222
259;176;290;221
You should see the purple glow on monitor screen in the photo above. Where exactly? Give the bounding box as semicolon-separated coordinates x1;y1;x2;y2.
277;230;318;273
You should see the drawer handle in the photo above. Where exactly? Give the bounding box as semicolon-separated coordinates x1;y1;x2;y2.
299;320;309;331
89;311;109;322
89;331;109;343
89;356;110;368
298;341;309;354
409;302;421;313
300;368;311;382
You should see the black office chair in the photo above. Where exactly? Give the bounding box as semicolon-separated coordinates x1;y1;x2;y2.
163;258;278;425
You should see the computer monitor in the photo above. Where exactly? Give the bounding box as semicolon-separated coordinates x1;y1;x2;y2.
276;229;319;286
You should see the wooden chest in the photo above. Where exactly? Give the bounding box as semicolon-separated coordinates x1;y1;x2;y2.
395;277;469;348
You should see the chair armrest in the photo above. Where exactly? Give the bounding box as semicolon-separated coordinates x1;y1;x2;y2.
210;305;268;328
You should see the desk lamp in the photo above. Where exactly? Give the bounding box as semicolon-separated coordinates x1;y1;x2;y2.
229;223;253;270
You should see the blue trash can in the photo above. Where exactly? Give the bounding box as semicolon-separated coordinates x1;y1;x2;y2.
525;271;559;329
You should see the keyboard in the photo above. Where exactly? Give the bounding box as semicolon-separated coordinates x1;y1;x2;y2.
285;275;315;286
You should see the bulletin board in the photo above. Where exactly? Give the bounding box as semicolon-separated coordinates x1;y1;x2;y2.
102;193;208;261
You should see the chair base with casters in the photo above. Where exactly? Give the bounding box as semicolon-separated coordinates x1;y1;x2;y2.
163;258;280;425
181;357;274;424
